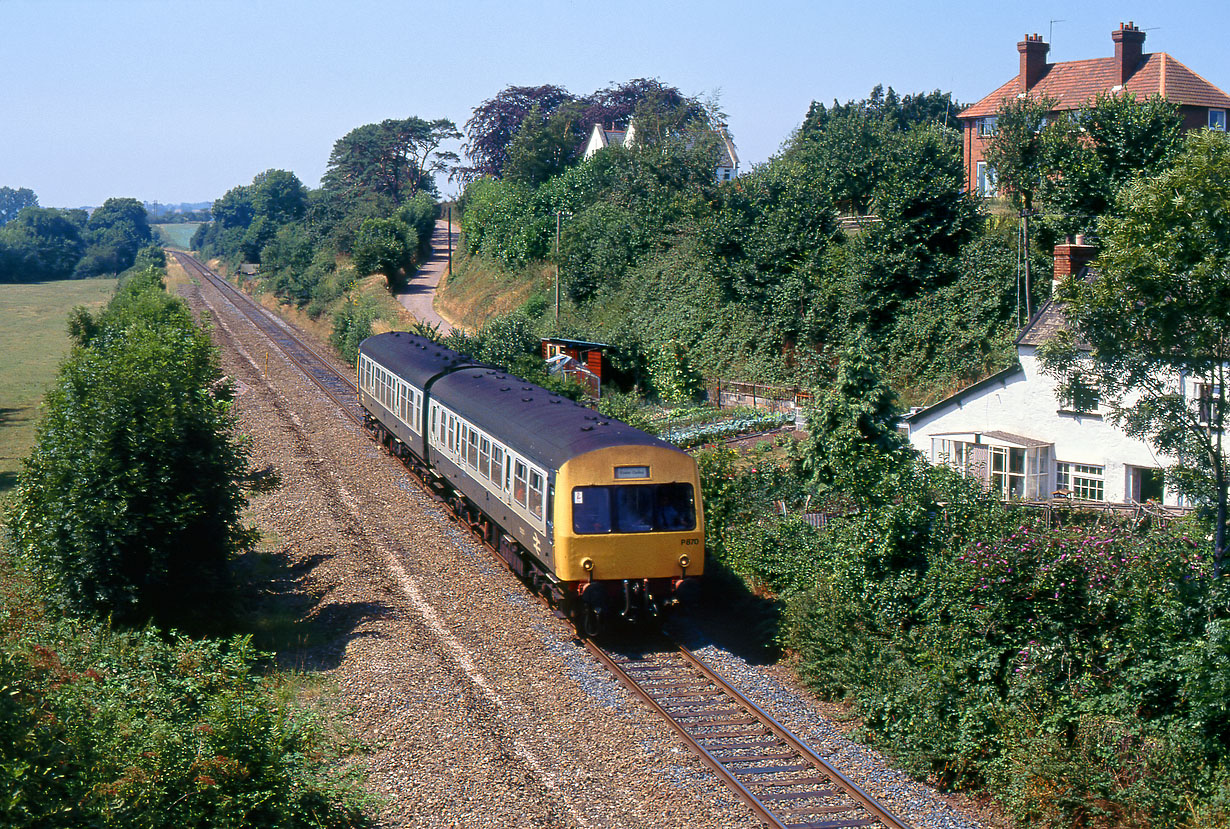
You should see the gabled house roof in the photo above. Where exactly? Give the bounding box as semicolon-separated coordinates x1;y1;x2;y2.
962;51;1230;119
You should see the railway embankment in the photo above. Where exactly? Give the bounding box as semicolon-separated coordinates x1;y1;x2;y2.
177;255;995;828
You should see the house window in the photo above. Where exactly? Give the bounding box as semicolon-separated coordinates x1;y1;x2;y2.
1209;109;1226;131
976;162;997;197
1196;382;1224;425
1059;382;1100;414
1056;463;1104;500
991;446;1027;499
977;116;998;137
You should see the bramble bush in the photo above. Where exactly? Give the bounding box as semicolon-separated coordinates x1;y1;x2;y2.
700;403;1230;825
0;560;369;828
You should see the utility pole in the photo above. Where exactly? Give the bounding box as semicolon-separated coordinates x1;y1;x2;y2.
447;205;452;278
555;211;562;323
1021;208;1033;320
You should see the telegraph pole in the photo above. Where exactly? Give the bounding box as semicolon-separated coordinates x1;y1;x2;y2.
555;211;562;323
447;205;452;278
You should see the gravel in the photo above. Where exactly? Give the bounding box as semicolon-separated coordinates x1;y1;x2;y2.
178;271;997;829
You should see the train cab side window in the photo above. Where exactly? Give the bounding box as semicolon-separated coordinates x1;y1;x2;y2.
514;460;528;507
529;470;544;520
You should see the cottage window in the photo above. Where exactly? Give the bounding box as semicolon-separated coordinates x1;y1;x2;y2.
1056;463;1104;501
977;116;998;137
991;446;1027;499
1210;109;1226;131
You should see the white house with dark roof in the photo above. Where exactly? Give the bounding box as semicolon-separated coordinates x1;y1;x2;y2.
904;239;1187;506
582;120;739;181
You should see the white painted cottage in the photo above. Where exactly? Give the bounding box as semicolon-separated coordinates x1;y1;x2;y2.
905;240;1192;506
582;120;740;181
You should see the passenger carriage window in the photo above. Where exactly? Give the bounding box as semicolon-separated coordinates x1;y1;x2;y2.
491;445;504;485
529;470;544;520
514;460;528;507
479;438;491;479
572;484;696;534
467;428;479;468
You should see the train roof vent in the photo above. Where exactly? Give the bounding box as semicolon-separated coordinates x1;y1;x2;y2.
549;398;562;404
521;397;533;402
500;386;511;392
581;425;594;431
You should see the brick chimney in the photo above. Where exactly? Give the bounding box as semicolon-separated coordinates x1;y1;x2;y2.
1018;34;1050;93
1112;21;1146;85
1053;235;1097;294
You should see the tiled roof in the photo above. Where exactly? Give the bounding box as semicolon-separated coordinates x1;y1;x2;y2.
1015;298;1071;346
961;52;1230;118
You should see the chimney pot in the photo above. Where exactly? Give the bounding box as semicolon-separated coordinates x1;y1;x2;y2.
1111;21;1146;85
1018;33;1050;93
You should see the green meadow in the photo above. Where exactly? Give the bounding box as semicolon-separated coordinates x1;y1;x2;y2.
0;277;117;493
152;222;200;249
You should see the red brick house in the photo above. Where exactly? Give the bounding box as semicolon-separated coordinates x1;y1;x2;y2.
961;22;1230;195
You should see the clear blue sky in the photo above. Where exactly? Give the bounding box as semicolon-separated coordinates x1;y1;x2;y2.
3;0;1227;209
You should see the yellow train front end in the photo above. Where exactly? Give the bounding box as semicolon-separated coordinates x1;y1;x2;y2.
552;445;703;630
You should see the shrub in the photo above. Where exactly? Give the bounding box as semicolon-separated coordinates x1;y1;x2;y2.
8;272;253;631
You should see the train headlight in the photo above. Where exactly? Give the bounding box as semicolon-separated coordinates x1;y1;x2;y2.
581;557;594;572
678;554;690;568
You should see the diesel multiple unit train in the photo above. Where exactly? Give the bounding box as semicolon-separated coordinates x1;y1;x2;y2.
357;332;703;633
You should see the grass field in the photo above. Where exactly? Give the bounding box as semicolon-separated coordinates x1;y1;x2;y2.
0;278;117;493
153;222;200;249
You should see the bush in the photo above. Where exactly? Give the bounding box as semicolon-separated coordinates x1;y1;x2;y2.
8;271;253;631
330;295;379;364
0;566;368;828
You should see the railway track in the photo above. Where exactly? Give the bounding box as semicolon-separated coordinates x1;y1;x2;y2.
173;251;910;829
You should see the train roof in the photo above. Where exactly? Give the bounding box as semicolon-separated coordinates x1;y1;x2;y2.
359;331;684;469
358;331;480;387
431;368;676;470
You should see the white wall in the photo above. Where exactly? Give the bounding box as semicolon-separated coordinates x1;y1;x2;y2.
906;346;1176;504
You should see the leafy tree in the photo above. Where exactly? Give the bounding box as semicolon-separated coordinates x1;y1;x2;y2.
0;207;87;281
1039;92;1183;236
504;102;587;186
351;216;417;284
0;186;38;226
74;196;154;277
251;168;308;225
802;85;963;134
9;269;253;629
463;84;577;180
579;78;707;142
1041;130;1230;576
796;342;913;506
323;117;459;205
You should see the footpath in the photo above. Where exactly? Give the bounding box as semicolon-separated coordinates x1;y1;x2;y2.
395;218;458;334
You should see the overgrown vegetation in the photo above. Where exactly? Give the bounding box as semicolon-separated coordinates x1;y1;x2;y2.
0;191;157;282
697;348;1230;827
1;262;370;825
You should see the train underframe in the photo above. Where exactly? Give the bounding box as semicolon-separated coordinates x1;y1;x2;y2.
364;415;696;636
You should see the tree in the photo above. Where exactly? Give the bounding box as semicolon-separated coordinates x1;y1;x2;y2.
9;269;253;628
1039;92;1183;237
0;186;38;227
352;215;417;284
796;342;913;506
323;117;459;205
463;85;577;180
0;207;87;281
504;102;587;186
983;94;1056;317
74;196;154;277
1040;130;1230;576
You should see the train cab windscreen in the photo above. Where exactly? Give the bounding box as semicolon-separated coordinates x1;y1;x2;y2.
572;483;696;534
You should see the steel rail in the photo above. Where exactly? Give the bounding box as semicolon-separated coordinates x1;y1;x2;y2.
173;250;909;829
170;251;364;424
587;638;911;829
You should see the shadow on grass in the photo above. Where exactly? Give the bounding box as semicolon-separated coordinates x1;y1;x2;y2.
0;471;17;496
231;549;392;673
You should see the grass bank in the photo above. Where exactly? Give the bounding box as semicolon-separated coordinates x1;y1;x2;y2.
434;251;547;333
0;277;117;493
